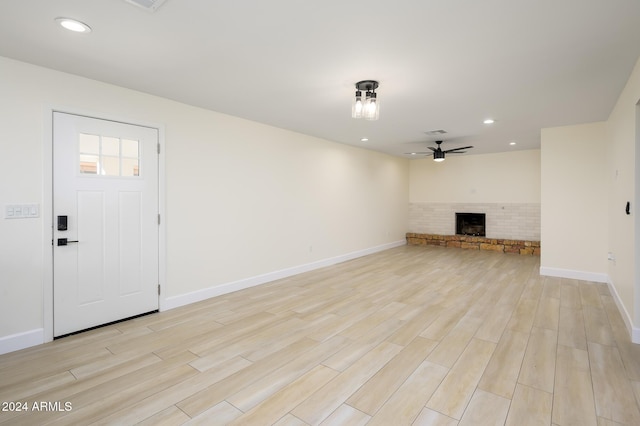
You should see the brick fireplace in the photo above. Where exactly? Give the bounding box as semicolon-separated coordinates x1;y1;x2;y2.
408;202;541;255
409;202;540;241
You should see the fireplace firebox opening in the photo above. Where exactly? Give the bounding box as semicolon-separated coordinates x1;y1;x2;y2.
456;213;486;237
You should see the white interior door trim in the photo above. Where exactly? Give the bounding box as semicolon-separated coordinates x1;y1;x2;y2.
42;106;166;343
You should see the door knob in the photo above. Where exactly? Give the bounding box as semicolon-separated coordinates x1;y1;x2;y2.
57;238;79;246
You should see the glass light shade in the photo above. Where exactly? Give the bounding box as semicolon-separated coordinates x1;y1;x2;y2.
351;90;363;118
363;92;379;121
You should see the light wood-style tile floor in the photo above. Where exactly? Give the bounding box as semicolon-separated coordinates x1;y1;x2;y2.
2;245;640;425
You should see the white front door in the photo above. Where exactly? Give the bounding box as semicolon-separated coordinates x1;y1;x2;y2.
53;112;159;336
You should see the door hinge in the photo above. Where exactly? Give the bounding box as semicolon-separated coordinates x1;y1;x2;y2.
157;143;161;154
158;214;161;225
158;284;161;295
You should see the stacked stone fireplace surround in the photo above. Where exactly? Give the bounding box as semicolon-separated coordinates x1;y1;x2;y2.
407;202;541;256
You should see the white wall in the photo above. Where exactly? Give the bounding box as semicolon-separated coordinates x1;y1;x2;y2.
539;57;640;342
606;57;640;330
540;122;609;281
408;150;541;240
162;104;409;299
0;56;409;350
409;150;541;203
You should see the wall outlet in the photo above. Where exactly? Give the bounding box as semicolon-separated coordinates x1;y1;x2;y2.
607;252;616;261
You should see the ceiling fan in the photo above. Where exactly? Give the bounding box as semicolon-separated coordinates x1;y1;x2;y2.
405;140;474;162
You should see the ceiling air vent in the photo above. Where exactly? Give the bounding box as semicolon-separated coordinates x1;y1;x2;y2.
124;0;168;12
425;130;448;135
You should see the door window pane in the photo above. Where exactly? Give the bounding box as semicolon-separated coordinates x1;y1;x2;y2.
122;158;139;176
102;137;120;156
79;154;98;174
79;134;141;177
101;156;120;176
79;134;99;154
122;139;139;157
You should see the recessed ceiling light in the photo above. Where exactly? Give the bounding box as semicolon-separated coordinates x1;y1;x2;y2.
360;138;368;142
509;141;517;146
483;119;495;124
55;17;92;33
410;153;416;155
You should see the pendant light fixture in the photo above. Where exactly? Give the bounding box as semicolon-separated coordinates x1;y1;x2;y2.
352;80;379;121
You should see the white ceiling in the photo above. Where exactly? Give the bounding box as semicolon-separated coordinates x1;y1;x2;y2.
1;0;639;158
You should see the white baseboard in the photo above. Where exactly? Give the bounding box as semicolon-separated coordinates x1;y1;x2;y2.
161;240;406;311
539;267;640;344
539;266;608;283
0;241;405;355
7;245;633;355
0;328;44;355
606;277;640;344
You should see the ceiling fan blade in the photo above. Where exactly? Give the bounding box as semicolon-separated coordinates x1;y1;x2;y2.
428;147;437;152
443;145;474;153
448;151;467;154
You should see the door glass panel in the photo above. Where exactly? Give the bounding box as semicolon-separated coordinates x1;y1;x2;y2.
80;154;98;174
79;134;100;154
79;134;100;174
122;158;140;177
78;134;141;177
122;139;139;157
102;137;120;156
101;156;120;176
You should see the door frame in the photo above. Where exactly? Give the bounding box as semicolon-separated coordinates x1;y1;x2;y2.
42;106;166;343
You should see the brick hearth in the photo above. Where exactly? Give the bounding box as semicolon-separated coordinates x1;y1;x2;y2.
406;233;540;256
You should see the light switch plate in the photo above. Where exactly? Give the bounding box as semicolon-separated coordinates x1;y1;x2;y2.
4;204;39;219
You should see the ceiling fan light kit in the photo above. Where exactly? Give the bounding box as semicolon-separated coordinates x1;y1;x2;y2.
352;80;379;121
430;141;474;162
404;141;475;162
